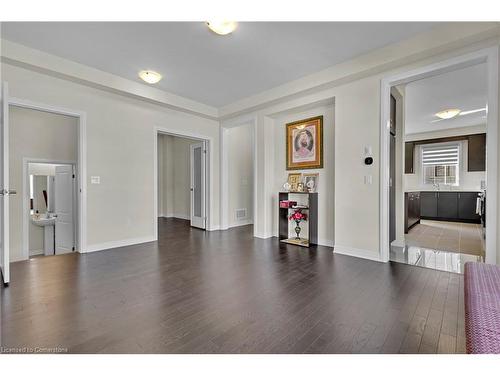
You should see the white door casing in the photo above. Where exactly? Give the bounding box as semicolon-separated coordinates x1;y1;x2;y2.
190;142;206;229
55;165;75;254
0;82;11;285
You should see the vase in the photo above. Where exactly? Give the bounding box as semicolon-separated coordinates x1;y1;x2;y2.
294;220;301;239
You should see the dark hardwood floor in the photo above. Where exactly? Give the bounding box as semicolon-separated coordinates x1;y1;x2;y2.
1;218;465;353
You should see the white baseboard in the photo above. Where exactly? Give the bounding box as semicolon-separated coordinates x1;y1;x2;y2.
333;245;382;262
207;225;220;231
85;236;156;253
173;213;190;220
228;219;253;228
160;213;190;220
255;231;274;239
29;249;44;257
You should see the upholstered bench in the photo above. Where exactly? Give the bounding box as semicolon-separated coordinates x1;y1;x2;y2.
464;262;500;354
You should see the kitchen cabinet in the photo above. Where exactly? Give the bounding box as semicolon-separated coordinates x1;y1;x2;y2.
458;192;481;221
404;192;420;233
420;192;438;217
468;134;486;171
405;142;414;174
419;191;480;223
437;192;459;219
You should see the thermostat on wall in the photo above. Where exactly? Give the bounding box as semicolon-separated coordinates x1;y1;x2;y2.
90;176;101;184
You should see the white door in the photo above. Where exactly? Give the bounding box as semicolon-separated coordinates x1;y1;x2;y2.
190;142;206;229
55;165;75;254
0;83;11;285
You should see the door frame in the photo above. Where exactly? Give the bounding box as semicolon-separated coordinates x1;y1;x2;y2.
379;47;499;264
8;96;87;258
153;126;213;239
22;159;77;259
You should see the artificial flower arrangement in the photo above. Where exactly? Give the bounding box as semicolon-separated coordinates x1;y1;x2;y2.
289;209;308;239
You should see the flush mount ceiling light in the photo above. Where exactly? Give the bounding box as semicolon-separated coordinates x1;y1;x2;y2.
435;108;461;120
138;70;162;84
206;21;237;35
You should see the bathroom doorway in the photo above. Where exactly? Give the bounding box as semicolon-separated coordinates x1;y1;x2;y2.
24;161;78;258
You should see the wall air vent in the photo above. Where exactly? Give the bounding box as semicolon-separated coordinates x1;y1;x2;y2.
235;208;247;220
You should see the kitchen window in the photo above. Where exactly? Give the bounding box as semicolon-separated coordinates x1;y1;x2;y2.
421;143;460;186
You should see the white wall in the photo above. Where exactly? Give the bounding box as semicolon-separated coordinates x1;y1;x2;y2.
9;106;78;261
224;39;500;262
227;123;254;227
157;134;198;220
3;62;220;259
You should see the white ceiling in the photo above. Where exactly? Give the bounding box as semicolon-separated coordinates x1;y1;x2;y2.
1;22;438;107
405;63;488;135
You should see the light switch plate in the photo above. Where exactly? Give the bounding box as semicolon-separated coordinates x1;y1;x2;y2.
91;176;100;184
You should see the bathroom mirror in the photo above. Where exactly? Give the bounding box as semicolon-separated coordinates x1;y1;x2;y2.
30;175;53;214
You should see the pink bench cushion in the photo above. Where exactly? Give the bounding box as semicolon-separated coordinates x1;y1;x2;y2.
464;262;500;354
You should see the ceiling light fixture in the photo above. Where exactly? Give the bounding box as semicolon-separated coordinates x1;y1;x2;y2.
206;21;237;35
138;70;162;84
435;109;461;120
459;108;486;116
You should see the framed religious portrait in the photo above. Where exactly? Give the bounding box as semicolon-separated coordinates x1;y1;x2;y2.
287;173;302;192
286;116;323;170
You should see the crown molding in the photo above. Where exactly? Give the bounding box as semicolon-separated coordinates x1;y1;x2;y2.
219;22;500;120
0;39;219;120
2;23;499;123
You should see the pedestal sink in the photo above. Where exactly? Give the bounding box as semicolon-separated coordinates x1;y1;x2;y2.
31;215;56;256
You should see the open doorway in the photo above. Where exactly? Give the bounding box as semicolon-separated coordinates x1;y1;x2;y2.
387;60;491;273
26;162;77;257
156;132;207;230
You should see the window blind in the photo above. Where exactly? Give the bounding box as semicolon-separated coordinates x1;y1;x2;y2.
421;144;459;166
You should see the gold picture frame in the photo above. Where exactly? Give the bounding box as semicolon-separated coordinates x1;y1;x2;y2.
287;173;302;192
286;116;323;170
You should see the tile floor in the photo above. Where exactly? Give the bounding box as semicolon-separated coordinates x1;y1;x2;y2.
405;220;484;257
390;220;484;274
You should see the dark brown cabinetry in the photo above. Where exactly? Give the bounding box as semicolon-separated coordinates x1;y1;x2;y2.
404;192;420;233
419;191;480;223
468;133;486;172
404;142;414;174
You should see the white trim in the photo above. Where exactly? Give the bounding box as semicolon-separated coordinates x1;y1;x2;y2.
154;126;215;238
29;249;44;257
1;39;218;119
219;24;500;119
7;97;88;257
22;158;77;260
334;245;382;263
228;219;253;228
172;213;190;221
379;47;498;264
85;236;156;253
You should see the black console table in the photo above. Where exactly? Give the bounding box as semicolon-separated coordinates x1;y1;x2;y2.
278;192;318;247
